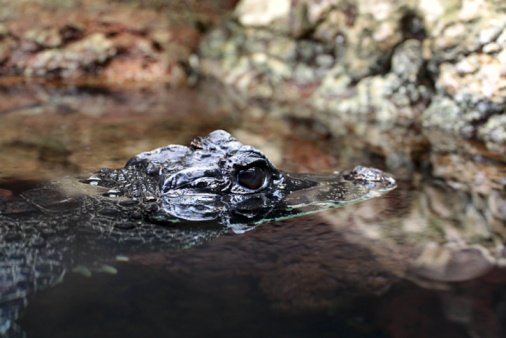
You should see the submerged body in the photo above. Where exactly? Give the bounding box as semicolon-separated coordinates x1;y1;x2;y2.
0;130;396;335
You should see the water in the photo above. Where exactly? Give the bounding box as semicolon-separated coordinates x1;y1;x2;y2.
1;82;505;337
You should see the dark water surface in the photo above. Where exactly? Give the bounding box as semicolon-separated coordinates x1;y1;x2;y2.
1;83;505;338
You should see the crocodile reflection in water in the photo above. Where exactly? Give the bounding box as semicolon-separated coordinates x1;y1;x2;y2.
0;130;396;335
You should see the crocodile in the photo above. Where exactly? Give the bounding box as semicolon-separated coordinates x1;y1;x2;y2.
0;130;396;335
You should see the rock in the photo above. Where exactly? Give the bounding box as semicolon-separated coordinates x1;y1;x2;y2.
24;28;63;48
23;33;116;78
422;96;471;136
235;0;291;31
478;114;506;151
0;0;237;84
200;0;506;151
312;38;429;124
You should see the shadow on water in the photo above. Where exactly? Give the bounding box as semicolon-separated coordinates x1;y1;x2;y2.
1;82;505;337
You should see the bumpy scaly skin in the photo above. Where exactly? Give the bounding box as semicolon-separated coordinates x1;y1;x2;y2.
0;130;396;335
89;130;287;230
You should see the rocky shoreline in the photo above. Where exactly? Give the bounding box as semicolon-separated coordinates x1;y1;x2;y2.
1;0;504;151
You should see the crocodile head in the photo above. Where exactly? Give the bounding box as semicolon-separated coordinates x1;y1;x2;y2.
89;130;396;232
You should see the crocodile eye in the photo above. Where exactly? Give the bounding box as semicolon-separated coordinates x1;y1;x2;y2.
237;166;267;190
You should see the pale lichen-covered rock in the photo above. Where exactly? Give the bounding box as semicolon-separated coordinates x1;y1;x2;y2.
235;0;291;31
23;33;116;77
421;6;506;145
478;114;506;151
201;0;428;111
200;21;335;101
312;39;430;124
24;28;63;48
199;0;506;151
422;96;469;134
